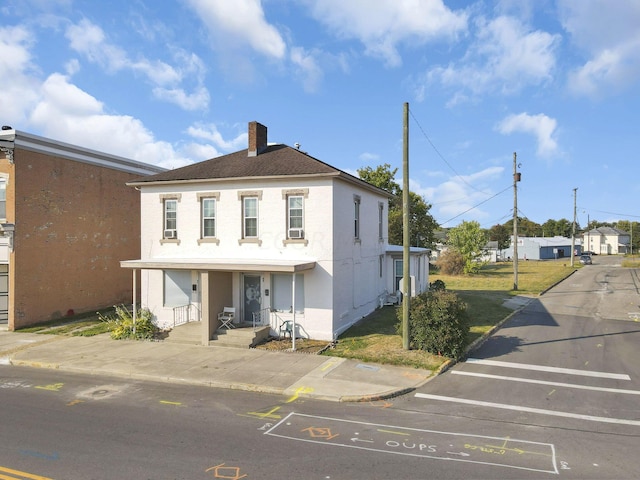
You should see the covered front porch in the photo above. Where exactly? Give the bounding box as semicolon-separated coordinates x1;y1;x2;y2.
120;257;316;346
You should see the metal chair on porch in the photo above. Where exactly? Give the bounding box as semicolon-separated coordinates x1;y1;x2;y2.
218;307;236;329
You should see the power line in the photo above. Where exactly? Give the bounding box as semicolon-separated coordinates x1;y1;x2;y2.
439;184;512;226
409;108;493;196
586;209;640;220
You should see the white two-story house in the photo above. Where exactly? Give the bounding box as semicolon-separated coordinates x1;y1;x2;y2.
121;122;429;344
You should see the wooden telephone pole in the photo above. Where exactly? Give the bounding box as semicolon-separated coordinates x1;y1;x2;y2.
513;152;520;291
402;102;410;350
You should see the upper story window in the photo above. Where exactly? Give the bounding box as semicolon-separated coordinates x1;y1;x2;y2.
197;192;220;244
354;195;361;240
202;198;216;237
238;190;262;245
288;195;304;238
282;188;309;245
0;179;6;220
159;193;181;241
243;197;258;238
378;202;384;240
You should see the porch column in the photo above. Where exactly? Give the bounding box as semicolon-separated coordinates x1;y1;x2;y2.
200;271;210;346
291;272;296;351
132;269;137;334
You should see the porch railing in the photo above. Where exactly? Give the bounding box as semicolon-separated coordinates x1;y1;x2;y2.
173;304;201;327
252;307;272;331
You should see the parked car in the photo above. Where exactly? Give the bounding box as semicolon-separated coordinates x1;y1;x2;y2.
579;254;592;265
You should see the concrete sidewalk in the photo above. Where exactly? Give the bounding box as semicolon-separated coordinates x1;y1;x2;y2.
0;329;436;402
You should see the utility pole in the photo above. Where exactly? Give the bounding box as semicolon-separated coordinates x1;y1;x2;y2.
513;152;520;291
571;188;577;267
402;102;410;350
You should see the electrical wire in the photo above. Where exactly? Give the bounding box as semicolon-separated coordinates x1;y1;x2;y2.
439;184;512;226
409;108;494;196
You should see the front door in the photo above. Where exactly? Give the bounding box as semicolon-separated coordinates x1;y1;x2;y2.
243;274;261;323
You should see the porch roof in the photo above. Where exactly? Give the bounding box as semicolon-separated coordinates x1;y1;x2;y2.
120;258;316;273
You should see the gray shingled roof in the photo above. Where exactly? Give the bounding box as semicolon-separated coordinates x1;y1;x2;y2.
587;227;630;236
128;143;391;197
129;145;341;183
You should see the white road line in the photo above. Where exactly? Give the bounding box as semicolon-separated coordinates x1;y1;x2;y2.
466;358;630;380
415;393;640;426
451;370;640;395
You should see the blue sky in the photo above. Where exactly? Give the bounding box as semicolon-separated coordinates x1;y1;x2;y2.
2;0;639;229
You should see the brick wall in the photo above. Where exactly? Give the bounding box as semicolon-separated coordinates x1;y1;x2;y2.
10;148;142;328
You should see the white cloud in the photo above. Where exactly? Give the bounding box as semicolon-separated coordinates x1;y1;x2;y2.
359;152;380;162
290;46;323;93
560;1;640;97
305;0;468;67
28;73;192;169
496;112;558;157
415;166;504;225
186;123;248;151
65;19;209;111
421;15;559;100
152;86;210;112
0;26;41;126
185;0;286;59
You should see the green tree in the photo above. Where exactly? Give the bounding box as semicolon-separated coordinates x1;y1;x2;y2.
447;220;488;274
358;163;438;248
488;223;511;251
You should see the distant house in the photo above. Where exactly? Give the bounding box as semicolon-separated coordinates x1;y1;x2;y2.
581;227;630;255
501;236;579;260
0;127;165;330
121;122;429;343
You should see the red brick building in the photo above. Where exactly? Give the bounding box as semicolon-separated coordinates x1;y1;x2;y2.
0;127;165;330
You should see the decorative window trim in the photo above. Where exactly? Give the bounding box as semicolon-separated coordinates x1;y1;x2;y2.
196;192;220;200
281;188;309;199
283;238;308;246
238;237;262;246
237;190;263;200
159;193;182;202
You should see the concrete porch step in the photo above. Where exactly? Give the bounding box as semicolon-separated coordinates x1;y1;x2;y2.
211;325;271;349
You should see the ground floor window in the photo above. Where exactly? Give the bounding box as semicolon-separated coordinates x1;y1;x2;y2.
164;270;191;307
271;273;305;313
394;259;403;292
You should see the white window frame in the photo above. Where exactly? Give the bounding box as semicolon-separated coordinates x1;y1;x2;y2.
378;202;384;240
288;195;304;236
202;197;216;238
0;177;6;221
164;199;177;238
243;196;258;238
354;195;361;240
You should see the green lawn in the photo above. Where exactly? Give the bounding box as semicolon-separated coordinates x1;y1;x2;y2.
324;260;578;370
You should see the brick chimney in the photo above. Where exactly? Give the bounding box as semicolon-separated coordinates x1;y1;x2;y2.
248;121;267;157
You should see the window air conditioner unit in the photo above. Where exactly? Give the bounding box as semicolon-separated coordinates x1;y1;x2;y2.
288;228;304;239
164;229;177;239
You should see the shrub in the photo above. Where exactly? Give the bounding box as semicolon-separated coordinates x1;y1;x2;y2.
436;249;465;275
429;279;446;292
98;305;157;340
396;290;470;359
